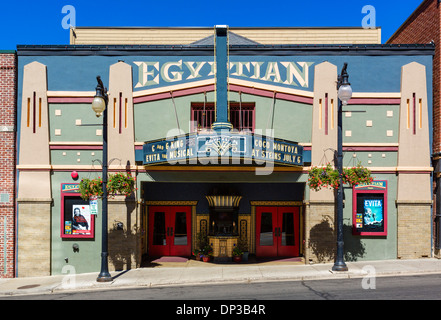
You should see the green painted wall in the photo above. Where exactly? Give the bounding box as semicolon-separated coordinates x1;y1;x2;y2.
342;104;399;144
51;172;102;275
48;101;398;146
134;94;197;142
49;103;104;142
345;151;397;168
134;92;312;144
342;173;398;261
51;150;103;166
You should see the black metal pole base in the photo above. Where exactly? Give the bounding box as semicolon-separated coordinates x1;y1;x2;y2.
96;252;112;282
96;273;113;282
332;240;348;272
332;262;348;272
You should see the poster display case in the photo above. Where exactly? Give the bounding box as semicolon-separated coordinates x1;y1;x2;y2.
60;183;95;239
353;181;387;236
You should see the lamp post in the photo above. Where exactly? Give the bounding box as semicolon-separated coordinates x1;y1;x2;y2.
332;63;352;272
92;76;112;282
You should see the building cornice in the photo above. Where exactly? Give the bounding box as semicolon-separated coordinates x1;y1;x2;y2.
16;44;436;57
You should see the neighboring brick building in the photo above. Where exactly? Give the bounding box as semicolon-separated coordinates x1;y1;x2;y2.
387;0;441;256
388;0;440;153
0;51;16;278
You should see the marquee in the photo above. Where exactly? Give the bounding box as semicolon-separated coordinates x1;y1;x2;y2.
143;133;303;167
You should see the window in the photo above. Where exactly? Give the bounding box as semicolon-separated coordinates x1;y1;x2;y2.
191;102;255;133
209;209;239;236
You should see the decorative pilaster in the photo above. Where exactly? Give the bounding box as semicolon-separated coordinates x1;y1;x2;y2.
310;61;338;202
17;61;52;277
108;61;135;168
306;61;339;263
397;62;432;259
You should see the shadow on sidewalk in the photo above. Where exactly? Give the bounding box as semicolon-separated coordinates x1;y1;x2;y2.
140;255;306;268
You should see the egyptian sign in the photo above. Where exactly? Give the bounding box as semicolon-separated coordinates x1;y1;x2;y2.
143;133;303;167
134;59;314;89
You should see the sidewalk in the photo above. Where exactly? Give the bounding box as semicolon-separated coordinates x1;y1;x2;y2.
2;258;441;297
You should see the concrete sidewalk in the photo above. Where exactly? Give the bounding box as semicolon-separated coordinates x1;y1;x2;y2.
2;258;441;297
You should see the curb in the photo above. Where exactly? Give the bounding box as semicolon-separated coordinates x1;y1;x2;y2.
3;259;441;297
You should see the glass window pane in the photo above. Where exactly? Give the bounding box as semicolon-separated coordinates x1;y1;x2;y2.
174;212;187;246
153;212;166;246
259;212;273;246
281;212;295;246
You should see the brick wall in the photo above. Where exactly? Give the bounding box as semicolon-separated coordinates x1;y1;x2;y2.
305;203;336;263
397;204;432;259
387;0;441;153
17;201;51;277
0;52;16;278
108;197;141;271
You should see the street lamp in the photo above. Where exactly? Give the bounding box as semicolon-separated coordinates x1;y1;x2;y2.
332;63;352;272
93;76;112;282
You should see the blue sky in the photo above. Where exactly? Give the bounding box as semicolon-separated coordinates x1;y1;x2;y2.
0;0;424;50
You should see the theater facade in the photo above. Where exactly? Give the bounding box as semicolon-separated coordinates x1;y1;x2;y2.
16;27;434;277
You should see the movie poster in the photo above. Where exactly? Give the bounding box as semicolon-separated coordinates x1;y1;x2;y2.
356;195;384;234
61;191;95;239
71;205;91;235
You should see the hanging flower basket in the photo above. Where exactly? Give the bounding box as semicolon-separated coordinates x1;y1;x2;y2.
308;162;373;191
79;173;136;200
79;177;103;200
307;163;339;191
107;172;136;197
343;163;374;187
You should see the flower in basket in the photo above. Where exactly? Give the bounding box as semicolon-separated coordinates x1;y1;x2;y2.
308;162;373;191
343;162;374;187
107;172;136;197
79;177;103;200
308;163;339;191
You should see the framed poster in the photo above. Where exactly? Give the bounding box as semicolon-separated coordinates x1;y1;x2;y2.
61;183;95;239
352;181;387;236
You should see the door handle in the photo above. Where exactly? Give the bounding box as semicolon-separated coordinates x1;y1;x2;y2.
274;227;280;237
170;227;173;237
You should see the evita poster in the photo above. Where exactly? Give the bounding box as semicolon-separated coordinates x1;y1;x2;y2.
356;194;385;234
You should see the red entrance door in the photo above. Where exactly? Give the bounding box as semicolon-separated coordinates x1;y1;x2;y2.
148;206;192;257
256;207;300;257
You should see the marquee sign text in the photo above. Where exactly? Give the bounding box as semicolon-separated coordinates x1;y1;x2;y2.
143;133;303;167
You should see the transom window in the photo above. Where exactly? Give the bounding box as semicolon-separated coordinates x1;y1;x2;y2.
191;102;255;133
